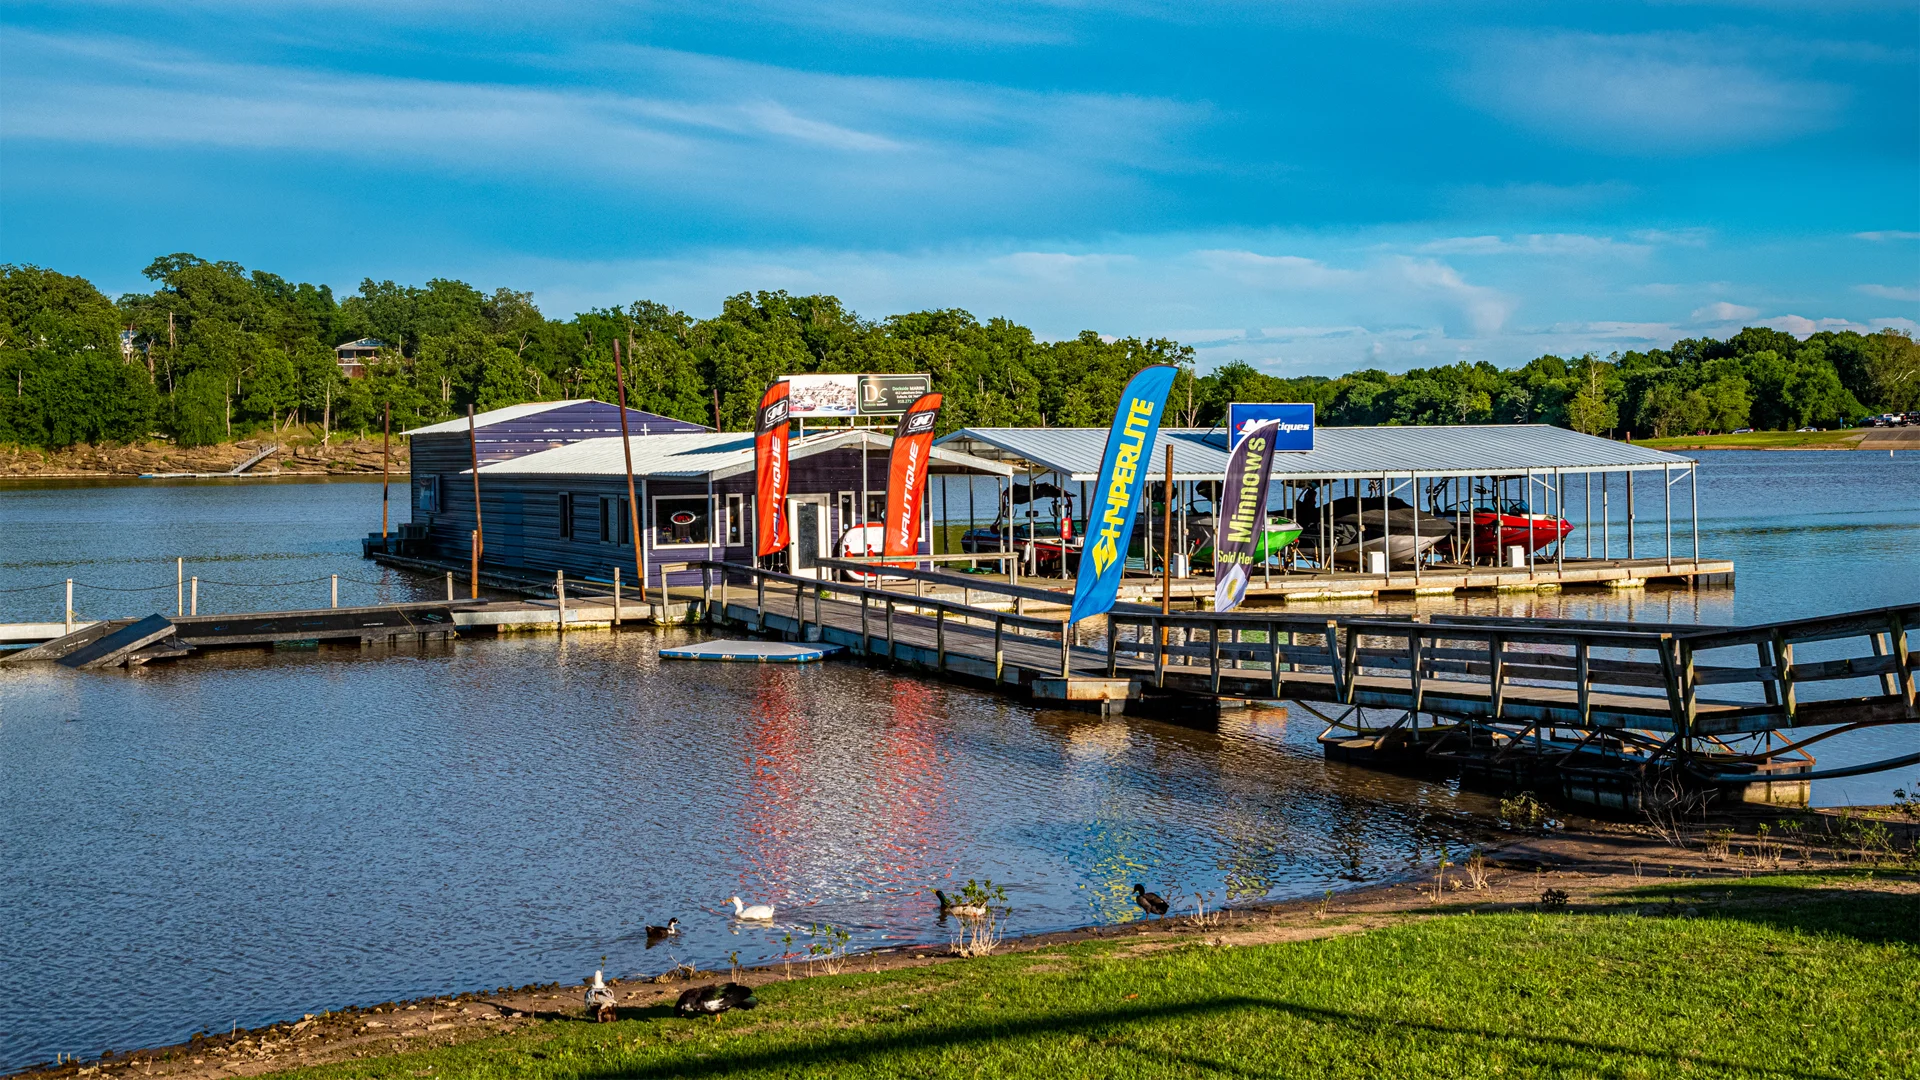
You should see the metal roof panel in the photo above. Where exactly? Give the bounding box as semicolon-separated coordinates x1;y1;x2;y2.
934;424;1694;480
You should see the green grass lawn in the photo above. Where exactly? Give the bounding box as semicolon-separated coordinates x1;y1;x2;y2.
1632;429;1868;450
284;876;1916;1080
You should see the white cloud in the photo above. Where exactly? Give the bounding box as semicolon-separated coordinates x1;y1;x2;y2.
0;31;1202;228
1856;284;1920;302
1760;314;1900;338
1853;231;1920;242
1461;32;1845;153
1416;233;1645;257
1691;301;1760;322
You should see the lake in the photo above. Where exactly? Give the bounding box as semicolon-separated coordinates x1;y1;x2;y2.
2;450;1916;1070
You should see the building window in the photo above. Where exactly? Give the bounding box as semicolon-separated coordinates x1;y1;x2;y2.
838;491;855;532
726;494;745;547
653;495;713;547
618;497;632;545
558;492;573;539
599;496;613;543
414;475;440;514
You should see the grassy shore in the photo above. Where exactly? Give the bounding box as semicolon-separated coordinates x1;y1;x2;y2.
1631;429;1869;451
246;874;1914;1080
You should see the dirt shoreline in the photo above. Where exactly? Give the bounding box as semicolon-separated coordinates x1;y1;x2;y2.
16;812;1915;1080
1;435;409;479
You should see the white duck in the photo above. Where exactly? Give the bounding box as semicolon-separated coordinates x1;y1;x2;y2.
728;895;775;920
584;970;617;1022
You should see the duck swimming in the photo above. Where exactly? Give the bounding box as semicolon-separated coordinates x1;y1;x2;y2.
934;889;989;919
728;896;775;920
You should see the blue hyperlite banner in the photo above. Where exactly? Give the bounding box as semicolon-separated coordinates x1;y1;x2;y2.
1068;364;1181;625
1226;402;1314;451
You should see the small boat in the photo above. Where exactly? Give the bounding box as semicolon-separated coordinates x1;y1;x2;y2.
959;482;1081;575
1292;493;1450;567
1429;496;1573;563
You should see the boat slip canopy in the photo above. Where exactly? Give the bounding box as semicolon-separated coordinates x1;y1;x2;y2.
934;424;1696;482
469;428;1012;479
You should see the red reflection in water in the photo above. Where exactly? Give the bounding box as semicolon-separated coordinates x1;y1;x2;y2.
872;679;950;897
735;672;806;907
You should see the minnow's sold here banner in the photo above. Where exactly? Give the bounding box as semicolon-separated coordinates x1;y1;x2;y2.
882;392;944;567
1213;419;1281;612
1068;364;1181;625
753;380;792;558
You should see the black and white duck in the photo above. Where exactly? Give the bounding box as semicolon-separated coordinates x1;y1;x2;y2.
675;982;757;1018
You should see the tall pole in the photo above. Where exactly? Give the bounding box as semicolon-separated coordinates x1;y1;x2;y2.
1161;443;1174;616
380;402;391;540
468;404;483;599
612;340;646;601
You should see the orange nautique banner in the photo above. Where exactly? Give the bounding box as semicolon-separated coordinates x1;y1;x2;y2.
882;392;943;567
753;381;792;558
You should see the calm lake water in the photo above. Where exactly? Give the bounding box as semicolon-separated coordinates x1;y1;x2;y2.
2;451;1917;1070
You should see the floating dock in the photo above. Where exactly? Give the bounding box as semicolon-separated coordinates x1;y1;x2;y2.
9;556;1911;813
661;640;841;662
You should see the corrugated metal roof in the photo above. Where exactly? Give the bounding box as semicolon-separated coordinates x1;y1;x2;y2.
935;424;1695;481
474;428;1012;480
405;400;597;436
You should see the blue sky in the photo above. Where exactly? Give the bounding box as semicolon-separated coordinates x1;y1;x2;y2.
3;1;1916;373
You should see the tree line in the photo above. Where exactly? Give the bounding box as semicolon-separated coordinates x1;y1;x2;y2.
2;255;1915;450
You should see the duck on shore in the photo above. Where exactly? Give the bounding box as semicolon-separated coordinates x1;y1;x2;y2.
728;896;775;920
675;982;757;1017
584;971;617;1022
1133;884;1169;916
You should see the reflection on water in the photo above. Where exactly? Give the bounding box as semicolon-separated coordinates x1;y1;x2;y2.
1;450;1916;1069
0;635;1490;1070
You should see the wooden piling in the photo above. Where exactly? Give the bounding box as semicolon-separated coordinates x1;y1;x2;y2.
612;339;646;602
381;402;391;540
467;406;483;599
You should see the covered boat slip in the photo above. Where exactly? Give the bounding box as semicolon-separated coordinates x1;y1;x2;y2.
932;423;1730;602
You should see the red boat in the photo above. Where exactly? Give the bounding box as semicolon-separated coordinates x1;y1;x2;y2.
1432;497;1572;563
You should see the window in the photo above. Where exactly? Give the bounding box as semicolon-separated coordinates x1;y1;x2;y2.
653;495;713;547
558;492;573;539
413;475;440;514
726;494;745;546
838;491;855;532
599;496;613;543
618;497;632;545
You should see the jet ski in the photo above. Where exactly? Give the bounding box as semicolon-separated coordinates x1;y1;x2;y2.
1293;492;1450;567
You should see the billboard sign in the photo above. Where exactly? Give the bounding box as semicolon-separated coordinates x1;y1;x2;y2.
780;374;934;417
1226;402;1314;451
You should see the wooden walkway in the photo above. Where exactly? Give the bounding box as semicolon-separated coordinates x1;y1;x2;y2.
709;563;1917;738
